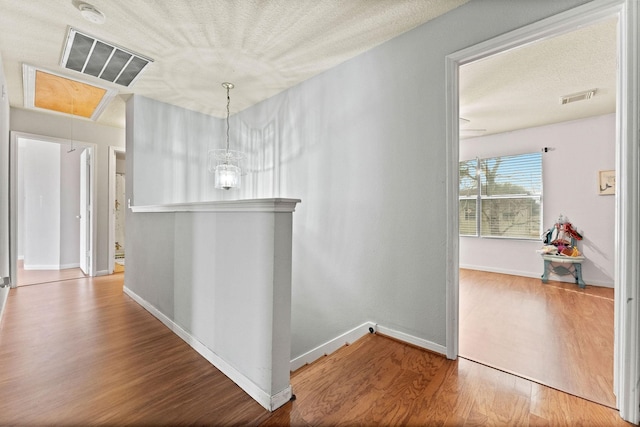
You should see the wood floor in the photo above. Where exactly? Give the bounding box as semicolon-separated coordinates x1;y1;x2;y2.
0;275;271;426
459;269;615;408
17;259;86;286
0;275;631;426
274;335;630;427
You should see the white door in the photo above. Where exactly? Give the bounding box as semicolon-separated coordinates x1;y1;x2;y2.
79;148;90;275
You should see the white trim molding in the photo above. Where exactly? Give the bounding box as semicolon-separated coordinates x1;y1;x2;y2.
446;1;639;423
290;322;447;372
290;322;376;372
459;264;615;288
108;146;126;275
130;198;301;214
376;325;447;356
445;47;460;361
60;263;80;270
9;132;99;287
22;264;63;271
615;0;640;423
124;286;292;412
22;263;80;271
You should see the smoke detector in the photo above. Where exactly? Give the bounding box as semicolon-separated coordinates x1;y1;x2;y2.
560;89;597;105
78;3;106;24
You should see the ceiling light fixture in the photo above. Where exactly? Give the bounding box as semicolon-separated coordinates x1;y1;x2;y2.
208;82;245;190
78;3;106;24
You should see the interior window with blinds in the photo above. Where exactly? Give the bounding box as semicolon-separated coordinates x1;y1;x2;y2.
459;152;542;239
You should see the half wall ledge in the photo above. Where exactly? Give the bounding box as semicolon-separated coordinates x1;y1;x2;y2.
130;198;301;213
125;197;301;412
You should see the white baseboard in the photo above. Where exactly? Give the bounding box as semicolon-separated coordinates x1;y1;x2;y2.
123;286;290;411
95;270;109;277
460;264;614;288
123;288;447;408
270;385;293;411
22;263;83;271
289;322;446;372
23;264;60;271
461;264;541;280
290;322;376;372
17;255;24;261
375;325;447;355
60;263;80;269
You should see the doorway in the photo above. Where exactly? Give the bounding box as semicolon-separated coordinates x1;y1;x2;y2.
10;132;97;287
445;1;639;424
108;147;126;275
457;17;617;406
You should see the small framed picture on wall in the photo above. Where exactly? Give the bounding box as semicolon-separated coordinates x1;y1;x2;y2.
598;170;615;195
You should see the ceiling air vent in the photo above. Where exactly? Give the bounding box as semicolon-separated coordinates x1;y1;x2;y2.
560;89;597;105
60;28;153;87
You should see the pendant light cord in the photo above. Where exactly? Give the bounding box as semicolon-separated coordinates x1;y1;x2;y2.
67;86;76;153
225;85;231;153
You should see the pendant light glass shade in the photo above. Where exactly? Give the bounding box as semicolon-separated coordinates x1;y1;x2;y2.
214;163;241;190
209;149;244;190
208;82;245;190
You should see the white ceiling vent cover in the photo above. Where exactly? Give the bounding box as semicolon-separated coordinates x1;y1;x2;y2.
560;89;597;105
60;28;153;87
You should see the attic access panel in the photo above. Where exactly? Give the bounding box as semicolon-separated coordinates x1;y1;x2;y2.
35;70;105;117
61;28;152;87
22;64;118;120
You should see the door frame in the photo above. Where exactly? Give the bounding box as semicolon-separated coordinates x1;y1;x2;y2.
445;0;638;423
9;131;98;285
108;146;125;274
79;147;91;275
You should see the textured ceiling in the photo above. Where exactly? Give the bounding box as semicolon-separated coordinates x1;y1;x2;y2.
460;17;617;138
0;1;618;135
0;0;469;128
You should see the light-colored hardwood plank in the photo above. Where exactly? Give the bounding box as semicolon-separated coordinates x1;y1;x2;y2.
0;274;630;426
17;259;86;286
268;334;630;426
0;275;271;426
459;268;615;408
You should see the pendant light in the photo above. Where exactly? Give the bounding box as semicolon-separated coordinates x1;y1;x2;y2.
208;82;245;190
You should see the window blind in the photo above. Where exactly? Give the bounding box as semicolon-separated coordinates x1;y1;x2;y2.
460;152;542;239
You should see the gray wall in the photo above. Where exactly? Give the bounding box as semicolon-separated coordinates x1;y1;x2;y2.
128;96;222;206
126;96;175;316
128;0;592;360
234;0;592;358
10;108;125;274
